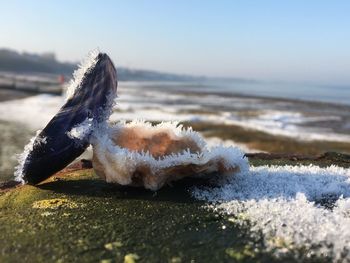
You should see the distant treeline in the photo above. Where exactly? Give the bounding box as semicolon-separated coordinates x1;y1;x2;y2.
0;49;206;81
0;49;75;74
0;48;256;83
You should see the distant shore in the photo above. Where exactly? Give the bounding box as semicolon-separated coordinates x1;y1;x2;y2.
1;78;350;108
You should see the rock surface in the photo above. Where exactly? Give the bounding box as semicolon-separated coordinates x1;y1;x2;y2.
2;155;349;262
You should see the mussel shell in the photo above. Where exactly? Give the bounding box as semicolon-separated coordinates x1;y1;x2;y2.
22;53;117;184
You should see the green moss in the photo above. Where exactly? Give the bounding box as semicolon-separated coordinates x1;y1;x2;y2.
32;198;79;209
0;169;331;262
0;184;47;209
248;152;350;168
124;253;140;263
104;241;123;251
225;246;256;261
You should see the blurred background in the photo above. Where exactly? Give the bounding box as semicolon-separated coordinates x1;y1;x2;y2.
0;0;349;182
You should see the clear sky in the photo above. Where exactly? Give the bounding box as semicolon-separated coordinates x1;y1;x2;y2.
0;0;349;85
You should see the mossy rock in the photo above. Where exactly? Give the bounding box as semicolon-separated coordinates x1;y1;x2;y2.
0;164;333;262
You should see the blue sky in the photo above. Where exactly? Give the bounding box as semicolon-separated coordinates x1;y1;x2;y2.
0;0;349;84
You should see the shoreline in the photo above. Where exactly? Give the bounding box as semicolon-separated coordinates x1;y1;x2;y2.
119;81;350;108
1;80;350;109
0;88;32;102
0;81;350;111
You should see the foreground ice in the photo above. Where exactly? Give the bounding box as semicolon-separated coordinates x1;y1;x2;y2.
192;165;350;261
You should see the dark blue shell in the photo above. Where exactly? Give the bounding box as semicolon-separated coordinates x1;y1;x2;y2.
21;53;117;184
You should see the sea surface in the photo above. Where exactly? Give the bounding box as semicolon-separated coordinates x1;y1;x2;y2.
141;80;350;106
212;80;350;106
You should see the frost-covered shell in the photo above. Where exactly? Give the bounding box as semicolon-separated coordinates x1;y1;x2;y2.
91;121;248;191
15;52;118;184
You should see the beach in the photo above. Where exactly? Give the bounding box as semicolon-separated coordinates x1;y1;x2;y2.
1;81;349;182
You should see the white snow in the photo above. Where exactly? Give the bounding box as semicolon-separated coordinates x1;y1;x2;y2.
192;165;350;261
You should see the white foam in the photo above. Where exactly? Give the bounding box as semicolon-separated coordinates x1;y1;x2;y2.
0;82;348;143
0;94;63;129
195;111;350;143
192;165;350;261
114;85;350;143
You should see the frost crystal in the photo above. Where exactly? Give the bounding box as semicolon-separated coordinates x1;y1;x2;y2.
67;118;93;140
192;165;350;261
65;49;100;100
14;130;47;183
91;120;248;191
